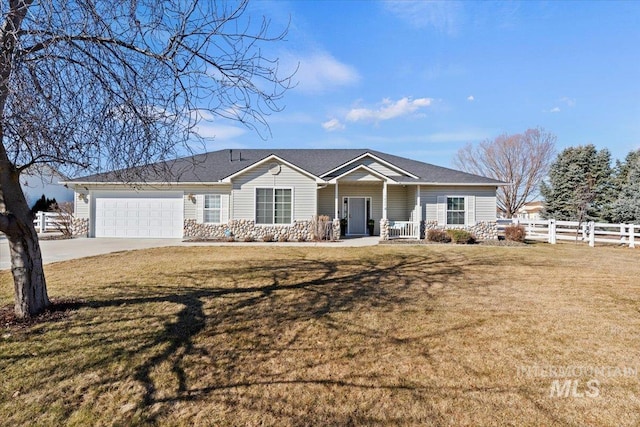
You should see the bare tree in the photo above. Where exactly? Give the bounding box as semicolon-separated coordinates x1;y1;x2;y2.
0;0;293;318
453;128;556;217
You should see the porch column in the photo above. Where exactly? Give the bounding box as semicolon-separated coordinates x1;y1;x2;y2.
334;182;339;219
416;185;421;222
382;181;388;220
416;184;421;239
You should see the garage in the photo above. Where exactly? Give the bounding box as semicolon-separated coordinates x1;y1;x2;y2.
93;192;183;238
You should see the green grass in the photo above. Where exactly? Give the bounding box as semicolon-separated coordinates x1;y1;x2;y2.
1;243;640;426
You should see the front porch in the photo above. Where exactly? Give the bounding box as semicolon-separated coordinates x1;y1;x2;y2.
318;178;424;241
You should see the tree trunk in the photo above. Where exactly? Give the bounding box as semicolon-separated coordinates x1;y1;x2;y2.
0;158;49;318
6;219;49;317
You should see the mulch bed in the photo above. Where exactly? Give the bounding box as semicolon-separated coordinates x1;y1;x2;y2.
1;298;84;331
380;239;528;247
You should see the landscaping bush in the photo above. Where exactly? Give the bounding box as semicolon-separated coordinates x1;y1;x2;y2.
278;235;288;242
426;229;451;243
446;229;476;244
262;234;274;242
243;236;255;242
504;224;526;243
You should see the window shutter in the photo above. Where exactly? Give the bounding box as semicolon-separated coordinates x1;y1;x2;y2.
465;196;476;226
437;196;446;226
195;194;204;223
221;194;230;224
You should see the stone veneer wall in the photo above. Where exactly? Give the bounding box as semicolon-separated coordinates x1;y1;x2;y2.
379;220;498;241
332;218;341;241
379;218;389;241
71;217;89;237
423;220;498;241
184;219;318;241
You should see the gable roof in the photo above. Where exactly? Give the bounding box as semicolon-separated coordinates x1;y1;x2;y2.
65;148;504;186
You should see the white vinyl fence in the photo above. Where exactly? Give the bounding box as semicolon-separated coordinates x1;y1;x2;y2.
501;218;639;248
388;221;421;239
33;211;70;233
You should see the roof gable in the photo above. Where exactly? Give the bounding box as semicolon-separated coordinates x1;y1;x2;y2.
221;154;323;183
321;152;418;180
328;164;394;183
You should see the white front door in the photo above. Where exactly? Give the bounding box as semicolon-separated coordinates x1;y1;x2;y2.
348;197;366;235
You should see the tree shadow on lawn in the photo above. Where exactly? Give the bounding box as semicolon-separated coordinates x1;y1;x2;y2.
3;250;578;425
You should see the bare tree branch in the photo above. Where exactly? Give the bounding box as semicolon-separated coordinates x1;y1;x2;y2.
453;128;556;217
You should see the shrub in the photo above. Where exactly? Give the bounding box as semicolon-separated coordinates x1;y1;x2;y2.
446;229;476;244
278;234;288;242
243;235;255;242
504;224;526;243
427;229;451;243
51;201;74;238
262;233;274;242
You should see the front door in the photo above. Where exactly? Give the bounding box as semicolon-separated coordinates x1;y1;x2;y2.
348;197;366;235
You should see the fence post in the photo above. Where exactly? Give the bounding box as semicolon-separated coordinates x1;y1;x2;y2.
548;219;556;244
630;225;636;249
620;224;626;243
588;221;595;247
38;211;46;233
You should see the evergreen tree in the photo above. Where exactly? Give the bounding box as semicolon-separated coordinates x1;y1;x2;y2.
610;151;640;223
540;145;614;221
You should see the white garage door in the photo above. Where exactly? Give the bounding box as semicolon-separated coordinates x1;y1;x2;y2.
94;192;183;238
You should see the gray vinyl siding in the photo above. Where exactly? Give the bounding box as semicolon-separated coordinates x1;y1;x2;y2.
421;186;497;223
330;159;409;179
318;185;335;218
405;186;418;222
387;185;408;221
337;169;384;182
74;191;90;219
231;161;316;222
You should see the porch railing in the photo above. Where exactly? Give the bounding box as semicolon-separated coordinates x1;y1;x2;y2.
388;221;420;239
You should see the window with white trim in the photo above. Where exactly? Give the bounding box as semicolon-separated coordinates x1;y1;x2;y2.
446;196;465;225
204;194;221;223
256;188;292;224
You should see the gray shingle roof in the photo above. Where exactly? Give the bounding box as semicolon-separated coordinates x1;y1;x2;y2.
68;149;504;185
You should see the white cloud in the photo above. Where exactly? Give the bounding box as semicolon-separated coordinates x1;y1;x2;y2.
467;95;475;102
322;118;345;132
283;51;360;94
559;97;576;107
193;122;247;140
346;97;433;122
548;107;561;113
383;0;462;35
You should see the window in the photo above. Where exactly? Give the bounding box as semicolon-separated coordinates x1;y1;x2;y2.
447;197;465;225
204;194;221;223
256;188;292;224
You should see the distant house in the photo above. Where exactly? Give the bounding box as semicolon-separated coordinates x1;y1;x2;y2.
515;201;544;220
21;165;74;208
63;149;504;240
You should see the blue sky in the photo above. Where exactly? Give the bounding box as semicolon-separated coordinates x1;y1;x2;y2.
197;0;640;168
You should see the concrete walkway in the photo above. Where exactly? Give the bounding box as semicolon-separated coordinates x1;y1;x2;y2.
0;236;379;270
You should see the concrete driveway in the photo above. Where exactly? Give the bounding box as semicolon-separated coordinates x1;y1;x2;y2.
0;236;380;270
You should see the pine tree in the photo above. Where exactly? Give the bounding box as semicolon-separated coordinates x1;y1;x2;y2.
540;145;614;221
610;151;640;223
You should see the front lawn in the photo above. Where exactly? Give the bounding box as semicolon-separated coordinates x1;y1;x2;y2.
1;244;639;426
